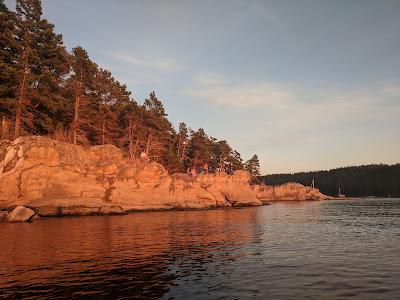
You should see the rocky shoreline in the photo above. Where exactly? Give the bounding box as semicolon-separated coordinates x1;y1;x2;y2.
0;136;330;222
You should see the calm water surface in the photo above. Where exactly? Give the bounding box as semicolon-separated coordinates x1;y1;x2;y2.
1;199;400;299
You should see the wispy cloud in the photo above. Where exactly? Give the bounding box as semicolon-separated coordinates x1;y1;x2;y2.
186;74;294;108
187;73;400;113
113;53;182;71
192;72;224;85
383;84;400;97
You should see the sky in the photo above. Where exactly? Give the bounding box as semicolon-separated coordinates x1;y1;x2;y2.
5;0;400;174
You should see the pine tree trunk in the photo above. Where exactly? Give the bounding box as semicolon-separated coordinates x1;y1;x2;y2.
102;116;106;145
72;94;80;145
146;134;151;156
177;136;182;159
127;116;137;158
1;116;10;140
181;142;187;161
15;44;30;139
128;117;133;145
72;70;83;145
130;137;139;159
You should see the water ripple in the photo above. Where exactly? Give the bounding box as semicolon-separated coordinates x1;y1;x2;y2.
0;198;399;299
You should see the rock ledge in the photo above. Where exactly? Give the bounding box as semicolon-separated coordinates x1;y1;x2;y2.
0;136;330;221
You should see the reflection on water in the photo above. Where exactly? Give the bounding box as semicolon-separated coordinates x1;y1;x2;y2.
1;199;400;299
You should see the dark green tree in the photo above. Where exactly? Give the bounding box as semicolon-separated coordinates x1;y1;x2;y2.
177;122;189;162
68;46;97;144
245;154;261;176
119;100;146;158
229;150;244;171
92;68;130;145
142;91;176;165
0;1;18;138
30;15;70;135
2;0;70;138
187;128;211;169
12;0;42;137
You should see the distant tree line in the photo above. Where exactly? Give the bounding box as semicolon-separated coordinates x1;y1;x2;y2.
0;0;260;175
260;164;400;197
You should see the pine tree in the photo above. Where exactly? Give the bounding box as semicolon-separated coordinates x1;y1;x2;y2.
245;154;261;176
30;15;70;135
13;0;43;137
92;68;131;145
119;100;145;158
143;91;175;162
229;150;244;171
68;46;97;144
0;1;18;138
187;128;211;169
4;0;70;138
177;122;189;162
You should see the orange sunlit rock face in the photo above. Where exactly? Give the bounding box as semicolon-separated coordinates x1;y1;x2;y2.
0;136;329;216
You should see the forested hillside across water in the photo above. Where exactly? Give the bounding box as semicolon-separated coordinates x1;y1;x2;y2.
0;0;260;175
260;164;400;197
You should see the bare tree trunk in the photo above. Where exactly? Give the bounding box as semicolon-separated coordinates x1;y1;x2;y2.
72;69;83;145
128;117;133;143
130;137;139;159
180;142;187;162
1;116;10;140
72;94;80;145
146;134;151;156
127;115;139;158
128;115;133;151
101;116;106;145
177;136;181;158
15;43;30;139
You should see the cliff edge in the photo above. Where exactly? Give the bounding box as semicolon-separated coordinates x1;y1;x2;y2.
0;136;329;218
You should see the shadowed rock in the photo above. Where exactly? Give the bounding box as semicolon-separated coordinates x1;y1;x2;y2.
98;206;125;215
0;211;8;222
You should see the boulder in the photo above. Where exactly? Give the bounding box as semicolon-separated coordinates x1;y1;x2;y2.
6;206;35;222
98;206;125;215
0;210;8;221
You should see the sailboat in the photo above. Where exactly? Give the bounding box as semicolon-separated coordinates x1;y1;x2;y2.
338;187;346;198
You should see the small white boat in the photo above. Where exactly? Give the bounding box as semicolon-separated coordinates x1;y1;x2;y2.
338;187;346;198
310;179;315;189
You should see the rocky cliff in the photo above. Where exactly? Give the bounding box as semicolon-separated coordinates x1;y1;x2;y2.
0;136;329;218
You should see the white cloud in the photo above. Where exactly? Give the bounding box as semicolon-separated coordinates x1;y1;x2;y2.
187;75;294;108
192;72;224;85
187;73;400;115
113;53;182;71
383;84;400;97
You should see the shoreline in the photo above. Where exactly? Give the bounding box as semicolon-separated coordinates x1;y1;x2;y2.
1;203;271;223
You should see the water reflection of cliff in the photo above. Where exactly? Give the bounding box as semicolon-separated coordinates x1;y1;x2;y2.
0;207;260;298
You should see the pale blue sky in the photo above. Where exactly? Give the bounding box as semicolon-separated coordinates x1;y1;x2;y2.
6;0;400;174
